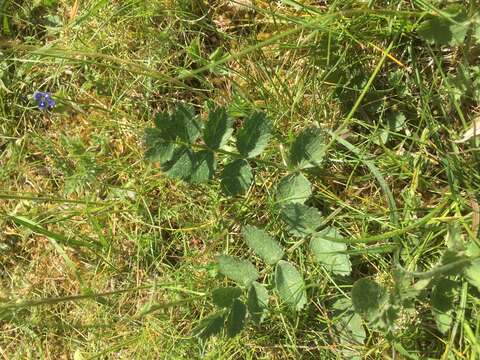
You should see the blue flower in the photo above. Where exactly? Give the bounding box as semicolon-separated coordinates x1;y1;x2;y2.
34;92;56;111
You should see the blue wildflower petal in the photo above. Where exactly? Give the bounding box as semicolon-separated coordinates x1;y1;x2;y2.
34;92;45;102
38;101;47;110
46;98;56;108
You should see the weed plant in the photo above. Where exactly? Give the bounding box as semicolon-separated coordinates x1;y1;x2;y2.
1;0;480;359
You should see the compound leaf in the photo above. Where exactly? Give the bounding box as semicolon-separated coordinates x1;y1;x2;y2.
242;225;284;265
280;203;323;237
218;255;259;287
220;159;253;196
236;111;271;158
275;260;307;311
310;227;351;276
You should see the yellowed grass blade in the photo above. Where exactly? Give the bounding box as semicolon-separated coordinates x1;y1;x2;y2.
455;117;480;143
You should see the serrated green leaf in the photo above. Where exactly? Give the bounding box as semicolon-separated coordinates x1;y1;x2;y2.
203;106;234;150
275;173;312;205
236;111;271;158
154;105;202;143
162;146;194;180
190;150;216;183
145;127;163;146
440;250;470;276
310;227;351;276
218;255;259;287
351;278;388;322
431;278;458;334
154;112;177;141
226;298;247;337
144;128;174;161
172;104;202;143
417;5;469;46
212;287;242;308
248;281;269;324
280;203;323;237
242;225;284;265
332;298;366;345
144;128;175;164
220;159;253;196
290;127;325;169
145;142;175;164
192;312;225;339
275;260;307;311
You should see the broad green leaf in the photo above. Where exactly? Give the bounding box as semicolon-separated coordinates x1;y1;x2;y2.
464;259;480;292
144;128;175;164
310;227;351;276
212;287;242;308
371;304;398;334
217;255;259;287
145;127;163;146
163;146;194;180
248;281;269;324
351;278;397;333
192;312;225;339
275;260;307;311
351;278;388;322
332;298;366;345
220;159;253;196
172;104;202;143
226;299;247;337
290;127;325;169
190;150;216;183
145;141;175;165
154;105;201;143
275;173;312;205
242;225;284;265
236;111;271;158
439;250;470;276
280;203;323;237
203;106;233;150
154;112;177;140
417;5;469;46
431;278;458;334
464;242;480;291
387;112;406;133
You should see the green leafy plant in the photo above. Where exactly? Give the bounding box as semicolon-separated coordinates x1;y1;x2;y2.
144;103;480;346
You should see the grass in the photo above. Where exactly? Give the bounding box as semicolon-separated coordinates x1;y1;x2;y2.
1;0;480;358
